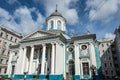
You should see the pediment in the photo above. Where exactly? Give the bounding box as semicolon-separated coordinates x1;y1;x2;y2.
29;32;46;38
22;30;55;40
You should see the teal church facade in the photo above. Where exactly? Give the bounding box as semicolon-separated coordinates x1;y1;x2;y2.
5;9;102;80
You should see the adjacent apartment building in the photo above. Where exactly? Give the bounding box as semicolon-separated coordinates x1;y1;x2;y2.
98;39;116;79
114;26;120;77
0;25;22;75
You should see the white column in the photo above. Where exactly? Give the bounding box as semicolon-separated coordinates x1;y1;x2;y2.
41;44;46;74
89;42;97;67
6;51;14;74
28;46;34;74
74;43;80;75
16;47;23;74
21;47;27;74
51;43;55;74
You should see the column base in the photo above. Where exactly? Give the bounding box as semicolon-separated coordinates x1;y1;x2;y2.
82;74;90;79
49;74;63;80
74;75;80;80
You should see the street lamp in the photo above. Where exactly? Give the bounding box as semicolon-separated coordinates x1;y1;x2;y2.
90;65;96;80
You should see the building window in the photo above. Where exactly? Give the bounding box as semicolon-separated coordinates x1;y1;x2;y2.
6;60;8;64
116;71;120;75
102;44;104;47
111;70;113;75
105;70;108;74
2;49;5;54
10;37;13;41
69;60;75;75
11;65;15;74
0;68;1;73
4;68;7;73
113;57;117;60
15;38;17;43
0;32;3;37
50;20;54;29
8;51;10;55
82;63;89;75
107;43;109;46
110;63;112;67
57;20;61;30
115;64;119;68
109;56;111;60
0;59;3;64
6;35;8;39
103;50;104;53
104;63;107;67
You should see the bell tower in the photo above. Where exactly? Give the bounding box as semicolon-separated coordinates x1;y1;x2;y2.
46;5;66;33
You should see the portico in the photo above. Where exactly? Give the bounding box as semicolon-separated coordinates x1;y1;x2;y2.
15;42;64;75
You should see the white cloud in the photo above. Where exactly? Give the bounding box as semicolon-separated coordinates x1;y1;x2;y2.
104;33;115;40
86;0;120;21
6;0;19;5
0;6;45;34
0;8;12;20
40;0;79;25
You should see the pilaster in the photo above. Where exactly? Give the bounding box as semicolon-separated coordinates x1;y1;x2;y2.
74;43;80;75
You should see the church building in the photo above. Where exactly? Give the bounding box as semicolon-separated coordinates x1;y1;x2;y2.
6;9;102;80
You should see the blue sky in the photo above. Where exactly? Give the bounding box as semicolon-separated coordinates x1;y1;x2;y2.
0;0;120;39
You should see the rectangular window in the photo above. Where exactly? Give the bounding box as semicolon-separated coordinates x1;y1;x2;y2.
6;60;8;64
15;38;17;43
111;70;113;75
11;65;15;74
2;49;5;54
110;63;112;67
6;35;8;39
115;64;118;68
102;44;104;47
105;70;108;74
0;68;1;73
4;68;7;73
8;51;10;56
104;63;107;67
0;32;3;37
82;63;89;75
10;37;13;41
0;59;3;64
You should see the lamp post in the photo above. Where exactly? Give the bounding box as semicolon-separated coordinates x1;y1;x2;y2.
90;65;96;80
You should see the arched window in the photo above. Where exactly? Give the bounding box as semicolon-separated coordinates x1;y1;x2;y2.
57;20;61;30
50;20;54;29
69;60;75;75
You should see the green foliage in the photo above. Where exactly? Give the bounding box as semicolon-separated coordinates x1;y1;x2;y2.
70;77;74;80
80;79;87;80
4;78;12;80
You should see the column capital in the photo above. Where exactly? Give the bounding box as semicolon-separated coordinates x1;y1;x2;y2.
89;42;94;44
42;43;46;46
74;42;79;46
51;42;55;45
30;45;34;48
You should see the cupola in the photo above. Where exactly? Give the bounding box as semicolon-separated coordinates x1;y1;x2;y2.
46;6;66;33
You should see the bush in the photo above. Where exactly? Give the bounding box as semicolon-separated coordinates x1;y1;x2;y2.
80;79;87;80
